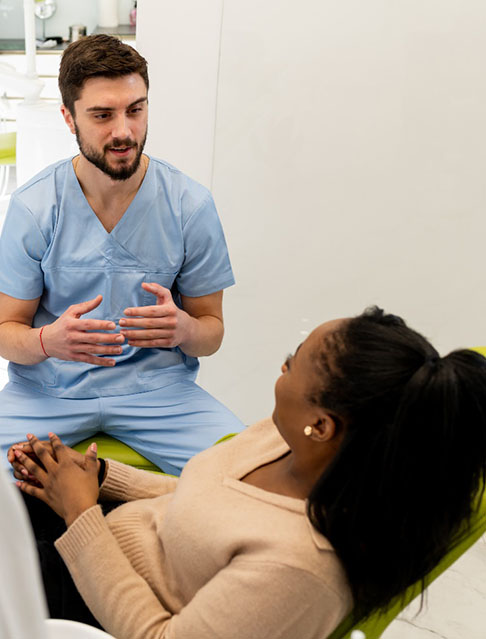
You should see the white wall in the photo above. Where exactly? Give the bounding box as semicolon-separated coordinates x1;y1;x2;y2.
138;0;486;424
137;0;223;187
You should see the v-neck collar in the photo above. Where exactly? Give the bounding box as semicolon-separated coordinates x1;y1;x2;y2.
224;425;304;510
221;420;334;550
68;156;152;237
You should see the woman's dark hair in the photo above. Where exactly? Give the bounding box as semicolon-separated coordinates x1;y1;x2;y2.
308;307;486;620
58;34;149;115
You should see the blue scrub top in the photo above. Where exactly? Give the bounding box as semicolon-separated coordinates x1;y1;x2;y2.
0;156;235;398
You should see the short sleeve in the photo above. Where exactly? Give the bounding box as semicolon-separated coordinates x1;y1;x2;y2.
0;195;47;300
176;194;235;297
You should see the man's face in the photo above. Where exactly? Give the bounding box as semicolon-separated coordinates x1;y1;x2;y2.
64;73;148;180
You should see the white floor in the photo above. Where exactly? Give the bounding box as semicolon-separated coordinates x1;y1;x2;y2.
1;183;485;638
381;536;486;638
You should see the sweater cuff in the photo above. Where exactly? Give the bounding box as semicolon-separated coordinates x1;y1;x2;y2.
55;504;107;565
99;458;132;501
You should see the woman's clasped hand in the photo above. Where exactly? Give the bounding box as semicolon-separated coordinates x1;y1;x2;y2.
11;434;100;526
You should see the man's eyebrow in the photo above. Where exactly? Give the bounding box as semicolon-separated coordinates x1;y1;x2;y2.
86;97;148;112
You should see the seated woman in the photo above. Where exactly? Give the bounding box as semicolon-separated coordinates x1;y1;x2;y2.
9;307;486;639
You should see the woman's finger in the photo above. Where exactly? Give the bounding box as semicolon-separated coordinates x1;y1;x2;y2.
12;465;37;483
13;449;47;483
16;480;45;502
8;442;32;463
27;434;56;470
84;442;98;473
47;432;68;461
13;468;24;481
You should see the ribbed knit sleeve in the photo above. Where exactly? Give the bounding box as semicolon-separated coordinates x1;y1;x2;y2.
55;505;173;638
99;459;178;502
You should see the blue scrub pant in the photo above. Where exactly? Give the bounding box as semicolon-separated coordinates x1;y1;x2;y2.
0;381;244;475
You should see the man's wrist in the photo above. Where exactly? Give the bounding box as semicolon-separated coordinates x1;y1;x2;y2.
177;312;199;354
39;326;50;359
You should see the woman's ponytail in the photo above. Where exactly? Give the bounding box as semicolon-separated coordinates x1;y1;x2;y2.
307;308;486;620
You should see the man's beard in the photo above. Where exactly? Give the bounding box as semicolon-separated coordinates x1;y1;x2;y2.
74;123;147;181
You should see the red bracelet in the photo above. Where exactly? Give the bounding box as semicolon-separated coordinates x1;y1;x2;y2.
39;326;49;358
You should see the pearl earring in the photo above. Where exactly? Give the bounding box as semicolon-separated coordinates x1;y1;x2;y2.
304;425;313;437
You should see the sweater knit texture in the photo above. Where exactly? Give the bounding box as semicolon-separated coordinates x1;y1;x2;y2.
55;418;353;639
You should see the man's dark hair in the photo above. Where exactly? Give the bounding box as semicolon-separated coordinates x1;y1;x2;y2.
58;34;149;115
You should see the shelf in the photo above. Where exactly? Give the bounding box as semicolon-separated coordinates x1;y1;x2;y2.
0;26;135;54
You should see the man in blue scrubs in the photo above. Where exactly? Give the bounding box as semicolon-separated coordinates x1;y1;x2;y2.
0;35;243;475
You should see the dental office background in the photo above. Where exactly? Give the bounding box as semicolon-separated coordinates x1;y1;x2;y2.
1;0;485;428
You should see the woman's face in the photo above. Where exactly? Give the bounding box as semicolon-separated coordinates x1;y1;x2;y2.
272;319;344;449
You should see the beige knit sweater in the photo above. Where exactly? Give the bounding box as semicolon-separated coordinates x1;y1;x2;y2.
55;418;352;639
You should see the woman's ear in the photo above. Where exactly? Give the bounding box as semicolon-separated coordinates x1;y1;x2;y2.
309;413;340;443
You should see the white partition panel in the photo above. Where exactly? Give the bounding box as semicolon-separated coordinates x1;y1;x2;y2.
136;0;223;188
138;1;486;424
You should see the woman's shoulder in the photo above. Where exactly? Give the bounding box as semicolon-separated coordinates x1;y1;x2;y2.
213;418;287;466
232;417;284;448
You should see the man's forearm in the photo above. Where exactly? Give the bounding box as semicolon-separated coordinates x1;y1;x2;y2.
178;314;224;357
0;322;46;365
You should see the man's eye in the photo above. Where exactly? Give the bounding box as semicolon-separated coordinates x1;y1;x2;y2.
94;113;110;120
129;108;143;115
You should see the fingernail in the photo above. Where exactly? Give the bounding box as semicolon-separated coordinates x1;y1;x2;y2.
14;450;21;458
16;481;21;488
48;432;54;439
26;433;34;441
119;319;126;325
90;442;97;453
21;468;28;476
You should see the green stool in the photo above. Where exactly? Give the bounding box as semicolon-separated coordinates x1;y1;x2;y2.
72;432;238;474
73;433;162;473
